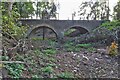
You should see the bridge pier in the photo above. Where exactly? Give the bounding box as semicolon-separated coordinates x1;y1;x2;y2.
57;31;64;42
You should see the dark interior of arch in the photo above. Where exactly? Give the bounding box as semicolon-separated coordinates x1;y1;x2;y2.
28;26;58;40
65;26;89;37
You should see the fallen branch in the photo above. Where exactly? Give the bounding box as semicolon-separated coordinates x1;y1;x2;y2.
2;31;17;43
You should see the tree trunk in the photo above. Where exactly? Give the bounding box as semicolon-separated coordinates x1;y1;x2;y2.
8;2;14;16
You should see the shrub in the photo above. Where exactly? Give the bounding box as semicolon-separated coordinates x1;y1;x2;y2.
107;41;118;56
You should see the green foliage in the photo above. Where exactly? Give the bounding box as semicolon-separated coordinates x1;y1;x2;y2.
87;47;96;52
64;42;80;52
12;2;35;18
5;63;25;78
57;72;74;78
1;2;58;78
64;42;74;47
34;49;42;55
47;63;56;67
78;0;109;20
1;56;9;61
47;57;56;62
64;42;92;52
64;29;76;36
43;48;57;54
76;43;92;48
36;2;57;19
1;3;28;39
66;47;80;52
41;66;53;73
101;20;120;30
113;0;120;20
48;40;57;46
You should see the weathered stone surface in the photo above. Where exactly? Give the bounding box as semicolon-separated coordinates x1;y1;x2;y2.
20;19;106;40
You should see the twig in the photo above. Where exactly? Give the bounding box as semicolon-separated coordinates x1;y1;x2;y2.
0;61;34;64
0;61;25;64
7;40;20;50
2;31;17;42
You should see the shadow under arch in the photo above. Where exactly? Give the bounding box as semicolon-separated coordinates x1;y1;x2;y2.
64;26;89;37
27;25;58;40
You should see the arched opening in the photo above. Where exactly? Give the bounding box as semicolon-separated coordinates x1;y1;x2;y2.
64;26;89;37
28;26;58;41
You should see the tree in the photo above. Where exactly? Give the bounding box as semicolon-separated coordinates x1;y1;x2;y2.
36;1;57;19
78;0;110;20
113;0;120;20
13;2;35;18
1;1;58;41
1;2;28;40
10;1;58;19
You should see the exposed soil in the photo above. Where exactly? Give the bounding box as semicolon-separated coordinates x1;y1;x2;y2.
21;47;118;78
53;49;118;78
2;31;119;78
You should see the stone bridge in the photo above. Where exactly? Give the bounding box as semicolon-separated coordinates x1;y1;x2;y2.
20;19;106;40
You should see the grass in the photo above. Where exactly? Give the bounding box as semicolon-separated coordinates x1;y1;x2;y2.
66;47;80;52
43;48;57;54
76;43;92;48
64;42;92;52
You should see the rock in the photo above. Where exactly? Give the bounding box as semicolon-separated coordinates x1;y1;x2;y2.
82;55;89;61
104;55;110;59
83;51;88;54
73;53;77;57
73;69;77;72
95;58;99;61
97;48;107;54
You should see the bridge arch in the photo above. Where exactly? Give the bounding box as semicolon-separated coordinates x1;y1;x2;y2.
27;24;58;39
64;25;89;37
